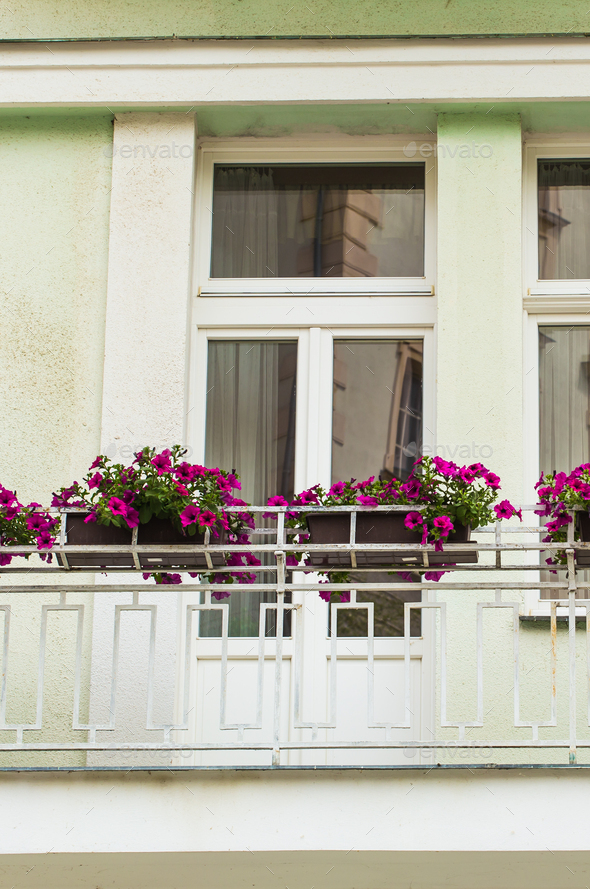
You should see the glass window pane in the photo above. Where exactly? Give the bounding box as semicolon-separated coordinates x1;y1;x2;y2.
538;160;590;279
211;164;425;278
332;339;423;484
202;341;297;636
539;325;590;599
539;326;590;473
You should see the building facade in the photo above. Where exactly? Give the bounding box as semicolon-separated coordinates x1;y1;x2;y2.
2;2;590;887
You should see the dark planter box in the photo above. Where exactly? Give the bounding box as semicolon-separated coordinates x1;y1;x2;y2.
60;514;226;570
137;517;226;569
60;514;134;569
576;512;590;566
306;511;477;569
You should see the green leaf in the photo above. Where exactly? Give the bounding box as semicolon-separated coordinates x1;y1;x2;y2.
139;504;153;525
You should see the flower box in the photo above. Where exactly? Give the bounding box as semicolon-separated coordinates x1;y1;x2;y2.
59;514;226;570
58;513;134;569
137;517;226;569
305;510;477;569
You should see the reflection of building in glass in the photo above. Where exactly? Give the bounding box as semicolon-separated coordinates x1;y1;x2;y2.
332;340;423;484
297;188;381;277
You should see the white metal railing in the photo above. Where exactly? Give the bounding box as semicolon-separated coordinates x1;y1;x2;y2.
0;505;588;767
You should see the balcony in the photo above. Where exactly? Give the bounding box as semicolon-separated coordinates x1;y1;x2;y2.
0;505;588;770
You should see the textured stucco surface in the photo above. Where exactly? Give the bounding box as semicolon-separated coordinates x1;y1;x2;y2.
0;115;112;766
0;0;588;39
100;111;196;455
0;114;112;501
436;112;523;502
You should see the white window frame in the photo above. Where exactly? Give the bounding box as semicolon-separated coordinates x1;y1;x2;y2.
186;325;436;494
524;140;590;306
523;310;590;617
192;137;436;298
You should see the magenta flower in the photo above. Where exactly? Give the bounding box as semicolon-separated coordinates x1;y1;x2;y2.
286;554;299;567
151;453;172;475
36;530;55;550
0;488;16;508
108;497;128;517
0;554;12;566
485;472;501;490
400;478;422;499
404;511;424;530
424;570;446;582
84;511;98;524
26;513;50;532
90;456;103;470
125;506;140;528
357;494;378;508
264;494;289;518
328;482;346;497
216;475;233;493
433;515;454;537
180;504;201;527
175;483;189;496
267;495;289;507
159;573;182;585
175;462;196;483
198;510;217;527
88;472;103;490
4;505;20;520
493;499;517;520
433;457;459;477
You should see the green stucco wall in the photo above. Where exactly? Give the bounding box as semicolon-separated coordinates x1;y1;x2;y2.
0;0;588;40
0;115;112;502
0;116;112;767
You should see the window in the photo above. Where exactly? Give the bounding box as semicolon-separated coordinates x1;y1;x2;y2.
197;332;426;636
332;339;422;483
538;324;590;600
205;340;297;504
538;160;590;280
524;145;590;298
539;326;590;472
194;141;436;295
211;164;425;279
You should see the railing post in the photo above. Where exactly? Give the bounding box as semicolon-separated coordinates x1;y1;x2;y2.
567;509;577;765
272;549;285;767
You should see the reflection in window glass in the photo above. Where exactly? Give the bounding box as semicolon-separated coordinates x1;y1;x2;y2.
333;585;422;637
211;164;425;278
202;341;297;637
538;160;590;279
539;326;590;473
539;325;590;599
332;340;423;484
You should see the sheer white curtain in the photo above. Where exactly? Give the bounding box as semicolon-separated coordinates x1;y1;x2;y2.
211;168;279;278
203;342;287;636
205;342;279;504
539;326;590;474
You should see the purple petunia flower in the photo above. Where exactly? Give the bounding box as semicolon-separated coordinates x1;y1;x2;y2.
108;497;128;517
433;515;454;537
357;494;378;508
404;511;424;530
400;478;422;499
180;504;201;527
151;453;172;475
88;472;103;490
494;499;517;520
